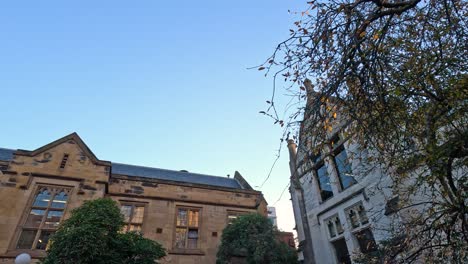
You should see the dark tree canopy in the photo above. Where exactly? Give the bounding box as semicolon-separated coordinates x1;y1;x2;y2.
261;0;467;263
216;213;298;264
41;198;165;264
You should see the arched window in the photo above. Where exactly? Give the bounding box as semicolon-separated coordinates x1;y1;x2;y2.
335;217;344;235
346;202;370;229
348;209;359;228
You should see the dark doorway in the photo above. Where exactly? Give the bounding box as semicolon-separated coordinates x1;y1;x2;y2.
332;238;351;264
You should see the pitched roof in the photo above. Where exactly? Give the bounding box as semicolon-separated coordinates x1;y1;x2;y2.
112;163;242;189
0;148;15;161
14;133;110;166
0;143;244;189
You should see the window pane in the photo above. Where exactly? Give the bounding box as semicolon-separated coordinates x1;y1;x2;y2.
358;205;369;225
188;229;198;239
335;217;344;235
17;230;37;249
129;224;141;232
43;210;63;229
335;148;356;189
132;206;144;224
187;239;198;249
177;209;187;226
36;231;54;250
120;205;132;222
51;191;68;209
33;190;51;207
349;210;360;228
188;210;199;227
327;221;336;238
175;228;187;248
317;164;333;200
25;209;46;228
227;212;247;225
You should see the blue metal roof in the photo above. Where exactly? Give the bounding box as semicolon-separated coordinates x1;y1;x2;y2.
0;148;15;161
112;163;242;189
0;147;242;189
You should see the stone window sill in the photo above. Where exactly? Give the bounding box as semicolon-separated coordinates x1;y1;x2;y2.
168;248;205;255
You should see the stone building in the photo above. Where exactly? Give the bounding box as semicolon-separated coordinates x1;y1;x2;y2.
0;133;267;264
287;83;396;264
276;231;295;249
267;206;277;227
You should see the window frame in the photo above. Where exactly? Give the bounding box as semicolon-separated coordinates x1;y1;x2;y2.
314;161;334;201
324;213;352;264
15;185;71;251
324;214;345;241
173;206;202;250
311;152;334;202
330;136;356;191
345;202;377;254
226;210;250;225
345;202;370;231
119;202;146;233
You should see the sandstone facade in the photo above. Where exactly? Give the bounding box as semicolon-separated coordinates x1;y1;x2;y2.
0;133;266;264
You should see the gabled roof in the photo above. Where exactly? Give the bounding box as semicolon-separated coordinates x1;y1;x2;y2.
1;134;249;190
112;163;242;189
14;132;111;166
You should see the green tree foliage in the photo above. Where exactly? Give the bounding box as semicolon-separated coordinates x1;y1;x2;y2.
41;198;165;264
216;213;298;264
260;0;467;263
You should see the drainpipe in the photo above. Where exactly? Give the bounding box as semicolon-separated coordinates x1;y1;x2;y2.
288;139;315;264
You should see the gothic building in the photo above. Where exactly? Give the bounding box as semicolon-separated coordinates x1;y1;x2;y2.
0;133;266;264
287;83;396;264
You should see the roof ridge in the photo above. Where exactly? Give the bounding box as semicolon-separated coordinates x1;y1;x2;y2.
0;147;16;151
112;162;234;181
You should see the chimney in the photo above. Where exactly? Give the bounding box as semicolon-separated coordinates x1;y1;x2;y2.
287;139;298;175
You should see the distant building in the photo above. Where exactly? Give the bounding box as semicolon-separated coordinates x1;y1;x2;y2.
276;231;296;249
267;206;277;227
0;133;267;264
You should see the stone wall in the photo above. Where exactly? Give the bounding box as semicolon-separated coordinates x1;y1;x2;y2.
0;135;266;264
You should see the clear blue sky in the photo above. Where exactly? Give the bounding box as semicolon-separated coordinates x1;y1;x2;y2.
0;1;306;232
